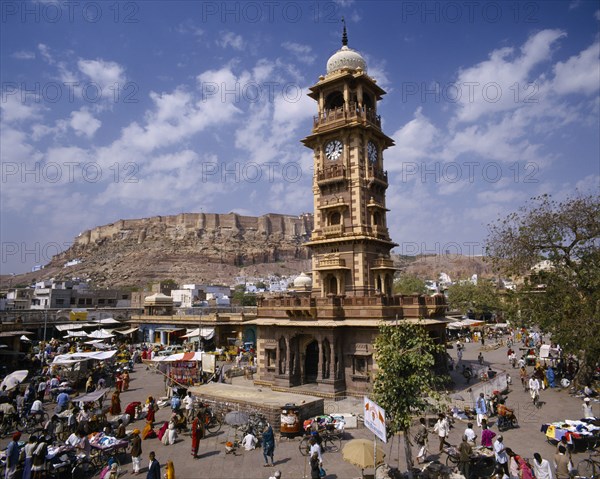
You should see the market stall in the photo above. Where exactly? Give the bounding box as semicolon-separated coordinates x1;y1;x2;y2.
541;418;600;451
153;352;204;386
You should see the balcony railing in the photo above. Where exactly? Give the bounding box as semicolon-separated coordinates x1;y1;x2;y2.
368;167;388;183
313;103;381;130
317;257;346;269
372;258;395;268
317;165;346;184
322;224;344;237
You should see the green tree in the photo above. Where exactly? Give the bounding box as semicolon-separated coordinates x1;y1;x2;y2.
393;275;427;295
446;281;501;319
373;322;448;477
486;194;600;386
232;285;257;306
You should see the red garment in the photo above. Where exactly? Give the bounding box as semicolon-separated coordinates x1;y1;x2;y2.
147;406;155;423
125;402;141;418
157;421;168;441
191;417;204;457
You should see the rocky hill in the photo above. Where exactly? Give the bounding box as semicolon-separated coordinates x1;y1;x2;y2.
5;213;314;288
2;212;491;289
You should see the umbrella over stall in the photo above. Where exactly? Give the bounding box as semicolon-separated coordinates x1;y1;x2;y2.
342;438;385;478
0;370;28;391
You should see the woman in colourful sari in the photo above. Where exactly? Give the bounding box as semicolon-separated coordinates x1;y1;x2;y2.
191;411;205;458
110;390;121;415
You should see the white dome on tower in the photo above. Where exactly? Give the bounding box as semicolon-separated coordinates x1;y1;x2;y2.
326;22;367;75
327;46;367;74
293;272;312;289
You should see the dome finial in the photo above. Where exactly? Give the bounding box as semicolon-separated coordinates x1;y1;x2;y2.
341;17;348;46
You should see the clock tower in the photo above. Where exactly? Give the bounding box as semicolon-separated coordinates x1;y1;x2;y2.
302;25;397;298
254;25;448;398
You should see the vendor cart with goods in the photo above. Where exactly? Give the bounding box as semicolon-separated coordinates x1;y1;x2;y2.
445;445;497;478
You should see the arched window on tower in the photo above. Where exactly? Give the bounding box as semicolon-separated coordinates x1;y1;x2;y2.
363;92;373;111
372;211;381;227
325;91;344;111
329;211;341;225
327;275;338;295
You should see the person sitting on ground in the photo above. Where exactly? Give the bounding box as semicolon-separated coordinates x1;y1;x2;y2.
584;383;598;397
582;397;594;418
241;430;258;451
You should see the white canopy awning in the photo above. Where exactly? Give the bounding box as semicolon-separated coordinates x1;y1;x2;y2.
92;318;121;324
55;323;95;331
74;387;110;403
87;329;115;339
115;327;138;335
446;319;486;329
181;327;215;339
65;331;89;337
51;350;117;365
152;352;203;362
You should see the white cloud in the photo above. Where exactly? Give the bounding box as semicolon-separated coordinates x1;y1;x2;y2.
70;109;101;138
453;29;566;123
552;40;600;95
218;31;245;51
12;50;35;60
387;107;439;169
37;43;54;64
77;59;126;90
282;42;316;65
0;92;43;123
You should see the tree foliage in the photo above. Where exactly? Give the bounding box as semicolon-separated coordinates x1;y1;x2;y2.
393;275;427;295
373;322;448;474
486;194;600;383
446;281;502;319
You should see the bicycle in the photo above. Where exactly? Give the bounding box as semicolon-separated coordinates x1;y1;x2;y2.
17;411;49;434
0;413;20;438
299;429;343;455
577;440;600;478
202;406;222;434
531;390;540;409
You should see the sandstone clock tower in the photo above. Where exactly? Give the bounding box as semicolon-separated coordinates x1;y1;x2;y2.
302;25;397;298
254;26;447;397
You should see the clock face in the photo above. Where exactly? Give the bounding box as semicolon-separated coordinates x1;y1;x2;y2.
367;141;378;164
325;140;343;161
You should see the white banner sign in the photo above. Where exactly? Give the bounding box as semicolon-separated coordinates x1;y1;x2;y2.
364;396;387;443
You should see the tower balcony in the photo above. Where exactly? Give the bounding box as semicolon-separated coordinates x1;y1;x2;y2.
370;225;390;240
367;167;388;185
316;256;347;270
317;165;347;185
313;103;381;132
321;224;344;237
372;257;395;269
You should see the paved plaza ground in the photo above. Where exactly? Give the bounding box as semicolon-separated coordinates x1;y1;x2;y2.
3;338;597;479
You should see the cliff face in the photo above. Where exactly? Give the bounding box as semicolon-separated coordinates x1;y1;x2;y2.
43;212;314;287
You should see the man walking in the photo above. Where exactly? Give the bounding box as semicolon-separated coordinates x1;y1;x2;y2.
475;393;487;428
433;413;451;453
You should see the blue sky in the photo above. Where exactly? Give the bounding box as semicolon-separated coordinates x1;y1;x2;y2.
1;0;599;275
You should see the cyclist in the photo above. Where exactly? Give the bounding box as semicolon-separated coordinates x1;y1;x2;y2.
529;375;541;405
